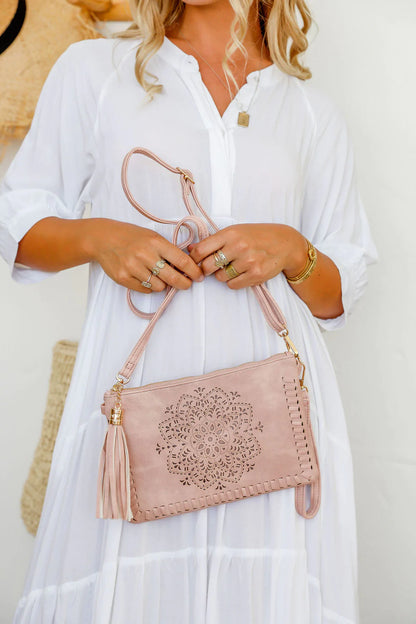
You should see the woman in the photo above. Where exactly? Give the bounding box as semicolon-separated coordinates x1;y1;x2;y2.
0;0;377;621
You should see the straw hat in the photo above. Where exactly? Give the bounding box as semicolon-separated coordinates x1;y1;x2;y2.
68;0;132;21
0;0;103;157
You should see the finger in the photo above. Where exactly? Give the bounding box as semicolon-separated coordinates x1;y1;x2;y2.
160;242;204;282
150;259;195;290
223;274;251;290
215;259;245;284
122;270;167;293
221;268;267;290
200;245;236;276
188;231;227;264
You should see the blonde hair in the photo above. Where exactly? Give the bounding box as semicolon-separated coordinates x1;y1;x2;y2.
111;0;312;100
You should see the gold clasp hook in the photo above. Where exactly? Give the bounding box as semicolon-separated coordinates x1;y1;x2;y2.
279;330;299;359
110;373;130;418
298;360;307;391
112;373;129;392
279;329;307;390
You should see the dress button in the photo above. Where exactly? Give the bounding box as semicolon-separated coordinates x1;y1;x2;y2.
186;57;198;70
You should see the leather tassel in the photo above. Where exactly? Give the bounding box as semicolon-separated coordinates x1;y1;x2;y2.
96;406;133;521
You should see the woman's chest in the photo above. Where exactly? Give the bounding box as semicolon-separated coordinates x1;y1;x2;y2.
89;64;314;227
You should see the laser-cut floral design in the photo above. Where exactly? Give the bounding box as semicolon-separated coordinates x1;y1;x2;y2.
155;386;263;490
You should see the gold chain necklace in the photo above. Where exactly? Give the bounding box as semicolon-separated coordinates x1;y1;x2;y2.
182;39;263;127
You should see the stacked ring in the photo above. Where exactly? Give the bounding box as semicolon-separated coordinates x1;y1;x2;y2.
142;258;167;289
151;259;167;275
214;250;228;268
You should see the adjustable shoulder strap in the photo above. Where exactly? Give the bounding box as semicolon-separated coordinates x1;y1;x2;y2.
115;147;290;385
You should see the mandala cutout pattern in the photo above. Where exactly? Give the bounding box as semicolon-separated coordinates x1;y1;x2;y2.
155;386;264;491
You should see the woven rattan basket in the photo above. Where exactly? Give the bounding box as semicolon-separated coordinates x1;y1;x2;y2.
21;339;78;536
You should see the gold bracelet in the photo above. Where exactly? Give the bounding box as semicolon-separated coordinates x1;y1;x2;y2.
286;239;317;284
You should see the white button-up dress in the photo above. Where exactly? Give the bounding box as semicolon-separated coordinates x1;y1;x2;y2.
0;35;377;624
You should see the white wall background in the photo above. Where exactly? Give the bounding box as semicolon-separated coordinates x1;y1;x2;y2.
1;2;415;622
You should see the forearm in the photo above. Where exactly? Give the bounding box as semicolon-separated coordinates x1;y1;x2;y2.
14;217;204;294
15;216;101;271
282;227;343;320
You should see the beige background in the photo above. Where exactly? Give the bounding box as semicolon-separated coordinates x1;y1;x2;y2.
1;2;415;622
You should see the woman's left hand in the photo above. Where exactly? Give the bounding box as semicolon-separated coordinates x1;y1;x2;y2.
187;223;308;289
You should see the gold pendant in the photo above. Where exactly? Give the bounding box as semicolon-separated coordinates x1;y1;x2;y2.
237;111;250;127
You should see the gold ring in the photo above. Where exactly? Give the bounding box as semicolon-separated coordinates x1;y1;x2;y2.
214;250;228;268
224;263;240;279
151;258;167;275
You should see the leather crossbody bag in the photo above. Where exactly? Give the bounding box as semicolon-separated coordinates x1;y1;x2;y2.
96;147;321;523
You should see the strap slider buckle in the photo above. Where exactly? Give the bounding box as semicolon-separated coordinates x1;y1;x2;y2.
176;167;195;184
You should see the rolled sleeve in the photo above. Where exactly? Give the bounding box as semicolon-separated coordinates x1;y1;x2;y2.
0;189;81;283
313;240;370;331
0;41;98;284
299;86;378;331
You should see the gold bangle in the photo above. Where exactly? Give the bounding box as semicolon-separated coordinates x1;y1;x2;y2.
286;239;317;284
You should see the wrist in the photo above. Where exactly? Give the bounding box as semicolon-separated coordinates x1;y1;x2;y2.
80;218;110;263
282;229;309;279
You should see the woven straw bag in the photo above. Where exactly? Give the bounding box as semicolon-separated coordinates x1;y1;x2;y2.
20;340;78;536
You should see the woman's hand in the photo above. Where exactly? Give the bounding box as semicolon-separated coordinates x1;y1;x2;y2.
187;223;307;289
86;218;204;292
187;222;344;319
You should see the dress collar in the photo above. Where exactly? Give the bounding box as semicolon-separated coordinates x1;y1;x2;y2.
157;35;283;87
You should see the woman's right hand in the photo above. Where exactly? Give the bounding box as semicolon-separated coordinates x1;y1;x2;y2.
87;218;204;292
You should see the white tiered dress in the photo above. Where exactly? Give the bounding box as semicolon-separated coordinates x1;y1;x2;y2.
0;35;377;624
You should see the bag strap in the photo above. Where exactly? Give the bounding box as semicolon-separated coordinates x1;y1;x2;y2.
116;147;294;383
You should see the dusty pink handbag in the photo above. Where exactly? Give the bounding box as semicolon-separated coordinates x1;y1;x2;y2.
96;147;321;523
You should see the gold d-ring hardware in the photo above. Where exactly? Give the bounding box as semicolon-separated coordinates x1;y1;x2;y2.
176;167;195;184
115;373;130;385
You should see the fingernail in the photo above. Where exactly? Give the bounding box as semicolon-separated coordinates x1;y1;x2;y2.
197;275;204;282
